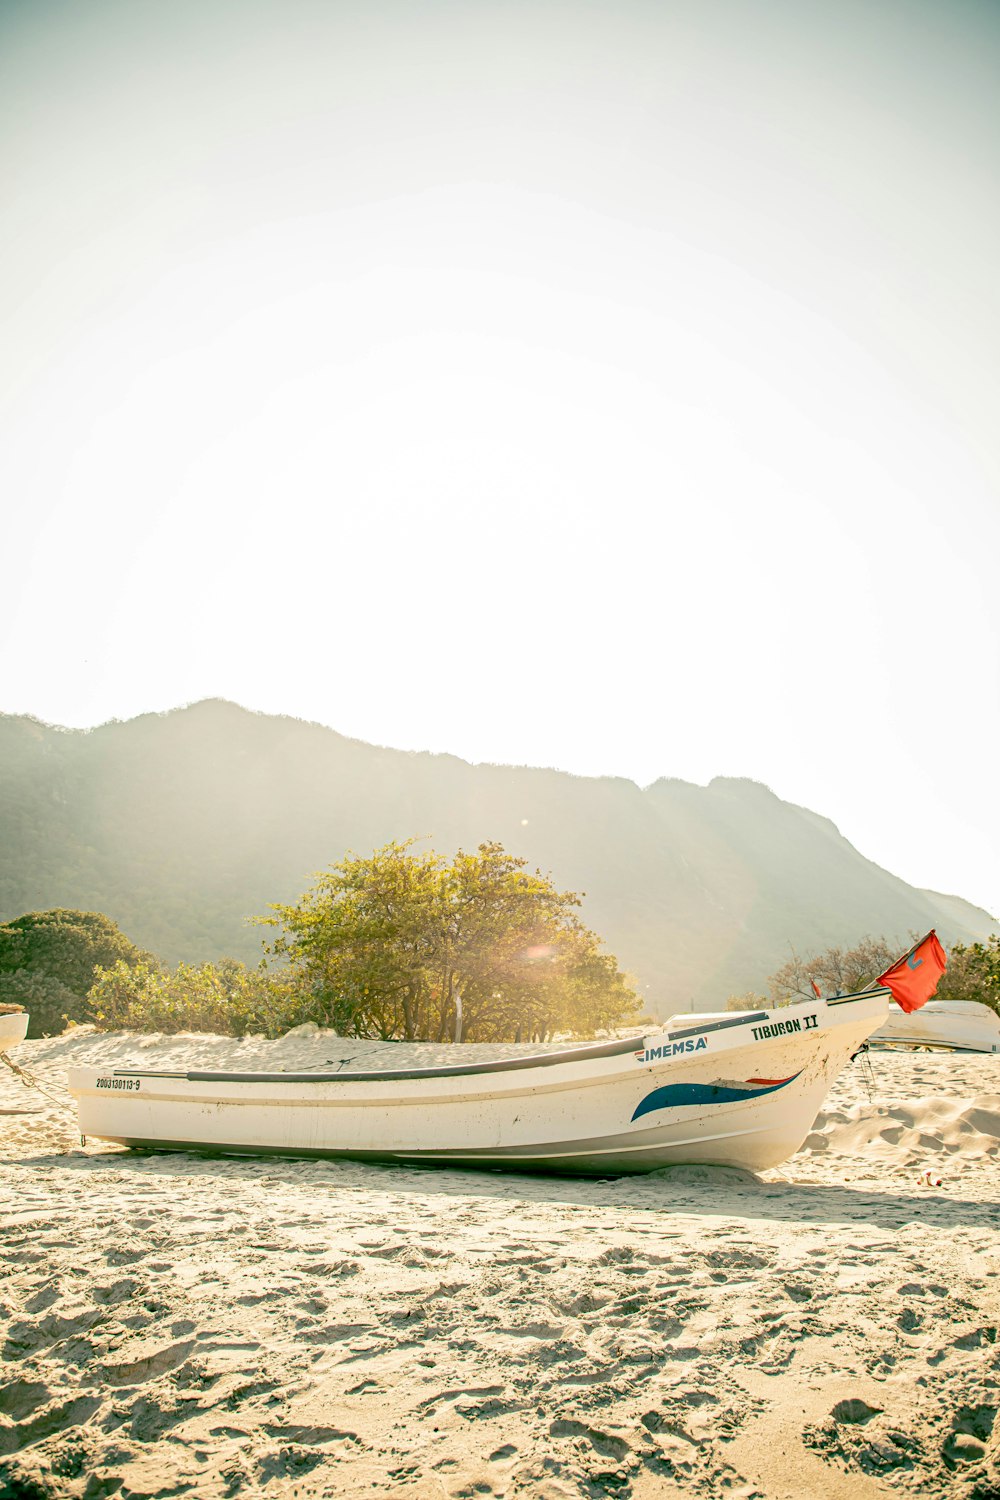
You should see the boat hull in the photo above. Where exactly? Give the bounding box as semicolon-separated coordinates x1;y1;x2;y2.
871;999;1000;1054
0;1011;29;1049
69;993;887;1175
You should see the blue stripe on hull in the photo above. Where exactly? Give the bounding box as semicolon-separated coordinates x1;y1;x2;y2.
632;1072;802;1121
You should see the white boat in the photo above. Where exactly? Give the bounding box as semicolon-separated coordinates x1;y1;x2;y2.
69;989;887;1175
871;999;1000;1054
0;1008;29;1049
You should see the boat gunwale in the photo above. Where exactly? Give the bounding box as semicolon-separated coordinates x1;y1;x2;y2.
100;1032;644;1085
81;991;887;1087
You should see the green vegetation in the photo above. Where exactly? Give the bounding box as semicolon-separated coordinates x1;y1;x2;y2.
934;935;1000;1015
0;909;152;1037
768;935;899;1004
10;902;996;1043
260;840;639;1043
5;844;636;1042
767;932;1000;1016
725;990;769;1012
89;958;307;1038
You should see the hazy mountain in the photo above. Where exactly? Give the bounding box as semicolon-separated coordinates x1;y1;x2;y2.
0;700;994;1014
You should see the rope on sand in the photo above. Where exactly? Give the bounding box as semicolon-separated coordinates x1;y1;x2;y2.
0;1048;75;1112
855;1042;878;1103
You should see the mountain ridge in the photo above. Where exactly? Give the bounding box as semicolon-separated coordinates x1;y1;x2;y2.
0;700;994;1014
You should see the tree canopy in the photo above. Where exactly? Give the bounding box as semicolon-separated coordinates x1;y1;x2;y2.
89;956;306;1037
934;934;1000;1015
768;935;900;1005
768;931;1000;1015
260;840;639;1042
0;909;152;1036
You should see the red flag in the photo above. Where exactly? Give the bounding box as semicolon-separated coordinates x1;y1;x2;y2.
877;931;947;1014
810;979;822;1000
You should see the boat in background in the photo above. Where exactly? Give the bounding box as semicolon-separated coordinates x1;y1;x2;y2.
69;988;889;1175
871;999;999;1054
0;1007;29;1049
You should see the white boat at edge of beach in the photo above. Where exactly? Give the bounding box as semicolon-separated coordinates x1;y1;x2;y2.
68;989;889;1175
871;998;1000;1055
0;1009;29;1049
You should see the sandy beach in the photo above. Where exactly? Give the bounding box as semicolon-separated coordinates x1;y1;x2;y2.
1;1030;998;1500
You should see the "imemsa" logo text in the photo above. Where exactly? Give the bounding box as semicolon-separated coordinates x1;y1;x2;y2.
637;1036;708;1062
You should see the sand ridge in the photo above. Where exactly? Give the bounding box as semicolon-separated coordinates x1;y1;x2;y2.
1;1032;998;1499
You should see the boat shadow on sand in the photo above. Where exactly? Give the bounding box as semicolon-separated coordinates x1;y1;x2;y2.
19;1146;998;1234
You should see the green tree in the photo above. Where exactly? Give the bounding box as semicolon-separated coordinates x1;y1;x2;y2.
0;969;78;1033
90;957;306;1037
0;909;153;1036
260;840;639;1042
725;990;769;1013
766;932;982;1008
934;935;1000;1015
768;935;900;1005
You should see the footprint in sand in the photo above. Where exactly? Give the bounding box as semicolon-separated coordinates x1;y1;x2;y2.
943;1403;996;1467
0;1379;49;1422
830;1398;882;1424
554;1419;630;1455
0;1395;102;1459
101;1339;197;1386
489;1443;518;1461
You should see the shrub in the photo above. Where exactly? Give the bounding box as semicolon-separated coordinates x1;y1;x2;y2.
935;935;1000;1016
89;957;311;1037
725;990;770;1012
0;910;152;1036
0;968;80;1038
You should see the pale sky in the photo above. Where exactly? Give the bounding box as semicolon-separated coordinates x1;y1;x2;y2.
2;0;998;919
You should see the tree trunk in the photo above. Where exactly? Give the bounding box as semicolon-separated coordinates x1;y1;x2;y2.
402;987;416;1041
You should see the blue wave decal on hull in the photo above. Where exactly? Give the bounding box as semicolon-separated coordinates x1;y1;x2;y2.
631;1072;802;1122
